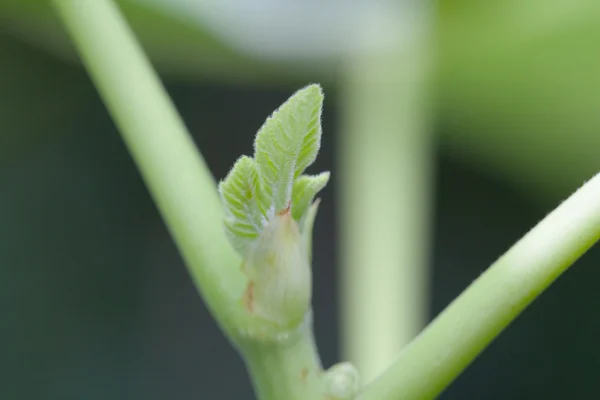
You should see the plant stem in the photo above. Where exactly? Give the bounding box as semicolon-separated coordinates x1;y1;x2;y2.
51;0;246;335
339;8;432;384
358;172;600;400
241;319;324;400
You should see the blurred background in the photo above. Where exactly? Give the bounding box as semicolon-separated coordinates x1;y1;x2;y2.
1;0;600;399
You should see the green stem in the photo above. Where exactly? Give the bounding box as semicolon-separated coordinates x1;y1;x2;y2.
51;0;246;335
241;317;324;400
358;172;600;400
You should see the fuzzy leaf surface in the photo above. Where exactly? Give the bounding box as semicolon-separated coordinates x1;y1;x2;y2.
254;84;324;218
219;84;328;257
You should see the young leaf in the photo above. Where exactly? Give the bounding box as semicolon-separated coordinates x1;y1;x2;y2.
292;172;330;222
219;156;266;256
254;84;324;218
219;84;329;259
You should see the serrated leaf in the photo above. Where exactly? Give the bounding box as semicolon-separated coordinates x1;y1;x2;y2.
292;172;330;223
254;84;324;218
218;156;266;255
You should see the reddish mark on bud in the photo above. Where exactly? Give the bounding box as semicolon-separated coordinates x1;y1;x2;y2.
300;367;309;381
243;281;255;313
278;201;292;216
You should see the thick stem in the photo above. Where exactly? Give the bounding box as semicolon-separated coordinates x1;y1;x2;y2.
358;172;600;400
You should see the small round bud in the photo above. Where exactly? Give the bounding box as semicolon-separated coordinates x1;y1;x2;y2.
324;362;360;400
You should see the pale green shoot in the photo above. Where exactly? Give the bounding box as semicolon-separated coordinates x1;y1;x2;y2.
219;84;329;258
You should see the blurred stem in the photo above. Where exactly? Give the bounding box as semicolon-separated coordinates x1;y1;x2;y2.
358;171;600;400
339;11;433;384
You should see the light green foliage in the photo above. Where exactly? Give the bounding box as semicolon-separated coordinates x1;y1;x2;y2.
292;172;330;224
254;84;324;214
219;156;265;256
219;84;329;257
